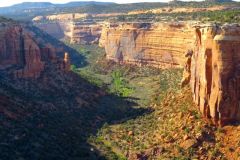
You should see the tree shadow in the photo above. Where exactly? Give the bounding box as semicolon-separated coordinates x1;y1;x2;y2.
0;68;151;159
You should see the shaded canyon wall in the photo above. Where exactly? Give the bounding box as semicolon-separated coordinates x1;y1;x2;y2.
34;21;102;44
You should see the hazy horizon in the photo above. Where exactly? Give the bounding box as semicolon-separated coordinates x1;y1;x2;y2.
0;0;205;7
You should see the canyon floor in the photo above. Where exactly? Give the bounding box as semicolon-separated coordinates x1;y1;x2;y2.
1;42;240;160
65;44;240;160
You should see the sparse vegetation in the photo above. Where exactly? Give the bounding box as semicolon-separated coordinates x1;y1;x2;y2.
59;43;240;159
113;9;240;23
1;0;240;157
110;70;133;97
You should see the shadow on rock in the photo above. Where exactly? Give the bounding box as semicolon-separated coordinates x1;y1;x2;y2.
25;24;88;68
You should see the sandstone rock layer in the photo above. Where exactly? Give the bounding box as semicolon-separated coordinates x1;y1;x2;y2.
191;24;240;125
0;23;69;78
100;22;195;68
34;21;102;44
71;22;102;44
100;22;240;125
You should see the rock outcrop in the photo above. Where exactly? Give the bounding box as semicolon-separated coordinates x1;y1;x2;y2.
0;22;69;79
32;13;124;22
34;21;102;44
34;22;71;39
100;22;195;68
100;22;240;125
71;22;102;44
189;24;240;125
45;13;90;21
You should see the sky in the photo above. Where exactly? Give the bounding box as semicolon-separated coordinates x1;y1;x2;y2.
0;0;204;7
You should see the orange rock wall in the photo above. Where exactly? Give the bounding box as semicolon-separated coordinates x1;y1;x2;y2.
101;22;240;125
0;24;68;79
100;22;195;68
0;25;44;78
191;24;240;125
71;23;102;44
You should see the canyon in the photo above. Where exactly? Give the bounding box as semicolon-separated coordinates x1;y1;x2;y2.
33;17;240;125
1;1;240;159
0;19;111;159
32;4;236;45
99;22;240;125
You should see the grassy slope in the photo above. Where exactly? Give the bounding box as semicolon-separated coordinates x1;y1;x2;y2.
66;43;240;160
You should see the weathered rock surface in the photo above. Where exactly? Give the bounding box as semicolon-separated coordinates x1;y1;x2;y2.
100;22;195;68
190;24;240;125
0;22;69;79
45;13;90;21
71;22;102;44
34;21;102;44
100;22;240;125
32;13;124;22
34;22;71;39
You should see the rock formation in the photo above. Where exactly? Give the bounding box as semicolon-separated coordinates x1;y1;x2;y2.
71;22;102;44
63;52;71;71
189;24;240;125
100;22;240;125
0;22;69;79
33;22;71;39
100;22;195;68
34;21;102;44
45;13;90;21
32;13;124;22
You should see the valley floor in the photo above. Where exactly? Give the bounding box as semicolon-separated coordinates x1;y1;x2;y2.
66;44;240;160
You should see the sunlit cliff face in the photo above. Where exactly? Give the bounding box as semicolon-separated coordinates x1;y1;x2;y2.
0;23;69;78
99;22;240;125
99;22;195;68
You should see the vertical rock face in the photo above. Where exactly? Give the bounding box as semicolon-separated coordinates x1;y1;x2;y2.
101;22;240;125
99;22;195;68
190;24;240;125
63;52;71;71
71;22;102;44
0;23;68;79
0;25;44;78
0;26;23;68
34;22;71;39
14;33;45;78
34;21;102;44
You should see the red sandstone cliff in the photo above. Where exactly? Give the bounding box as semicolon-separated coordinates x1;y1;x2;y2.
0;23;70;79
99;22;195;68
190;24;240;125
100;22;240;125
71;22;102;44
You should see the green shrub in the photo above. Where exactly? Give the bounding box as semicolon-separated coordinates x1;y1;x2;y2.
111;70;133;97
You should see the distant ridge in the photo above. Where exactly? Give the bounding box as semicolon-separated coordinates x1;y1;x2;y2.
1;1;115;9
205;0;233;2
0;1;116;18
0;0;238;21
10;2;55;9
